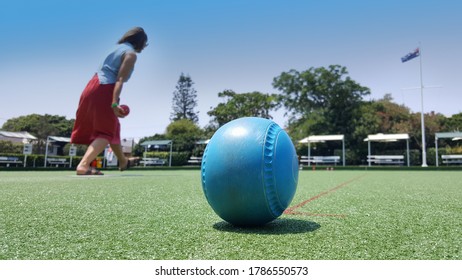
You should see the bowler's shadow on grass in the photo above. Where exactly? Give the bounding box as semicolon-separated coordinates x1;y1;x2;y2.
213;218;320;235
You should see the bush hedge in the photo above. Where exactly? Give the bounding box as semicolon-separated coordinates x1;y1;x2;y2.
142;151;191;166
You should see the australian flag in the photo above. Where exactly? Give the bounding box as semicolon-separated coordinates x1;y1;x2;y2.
401;48;420;63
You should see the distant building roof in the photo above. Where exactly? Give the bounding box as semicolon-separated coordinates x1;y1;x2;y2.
299;135;344;143
47;136;71;142
0;130;37;140
140;140;172;147
435;132;462;140
364;133;409;142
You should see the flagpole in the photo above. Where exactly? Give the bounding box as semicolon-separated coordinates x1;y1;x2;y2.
419;42;428;167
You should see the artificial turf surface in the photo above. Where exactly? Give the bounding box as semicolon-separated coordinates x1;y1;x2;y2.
0;170;460;260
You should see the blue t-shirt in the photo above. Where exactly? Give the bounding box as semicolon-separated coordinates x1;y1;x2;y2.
97;42;135;84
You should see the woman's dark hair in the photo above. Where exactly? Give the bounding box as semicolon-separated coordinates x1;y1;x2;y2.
118;27;148;52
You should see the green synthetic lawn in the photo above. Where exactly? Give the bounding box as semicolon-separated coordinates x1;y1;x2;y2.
0;170;460;260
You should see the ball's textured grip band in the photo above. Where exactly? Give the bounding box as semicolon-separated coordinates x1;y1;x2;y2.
201;146;209;201
263;122;284;218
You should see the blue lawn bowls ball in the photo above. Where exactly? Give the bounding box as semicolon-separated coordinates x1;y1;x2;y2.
201;117;299;226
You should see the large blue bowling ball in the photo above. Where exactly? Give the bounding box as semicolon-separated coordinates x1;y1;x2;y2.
201;117;299;226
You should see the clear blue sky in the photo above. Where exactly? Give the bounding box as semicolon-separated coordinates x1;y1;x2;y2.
1;0;461;140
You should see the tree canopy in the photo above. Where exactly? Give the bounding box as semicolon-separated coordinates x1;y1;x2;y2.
1;114;74;153
273;65;370;141
166;119;203;152
2;114;74;138
207;90;280;127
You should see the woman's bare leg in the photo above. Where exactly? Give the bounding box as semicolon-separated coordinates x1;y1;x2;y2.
110;143;128;170
76;138;109;174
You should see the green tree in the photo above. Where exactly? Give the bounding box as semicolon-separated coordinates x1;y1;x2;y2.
273;65;370;141
444;112;462;131
165;119;203;152
207;90;280;128
352;101;381;141
171;73;199;123
348;101;382;163
408;111;446;150
373;94;412;134
1;114;74;153
350;96;413;164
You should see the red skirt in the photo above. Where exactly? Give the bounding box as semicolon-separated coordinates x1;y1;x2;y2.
71;74;121;145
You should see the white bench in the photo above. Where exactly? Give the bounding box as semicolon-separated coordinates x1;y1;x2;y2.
300;156;340;165
441;154;462;165
0;156;23;167
140;157;166;166
47;157;69;167
187;156;202;165
367;155;404;165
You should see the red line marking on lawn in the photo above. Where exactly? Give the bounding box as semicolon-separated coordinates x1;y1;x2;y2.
286;211;347;218
284;174;366;218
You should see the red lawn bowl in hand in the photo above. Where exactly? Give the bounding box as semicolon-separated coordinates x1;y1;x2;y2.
120;104;130;116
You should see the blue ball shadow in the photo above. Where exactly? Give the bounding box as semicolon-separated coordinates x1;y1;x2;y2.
212;218;321;235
